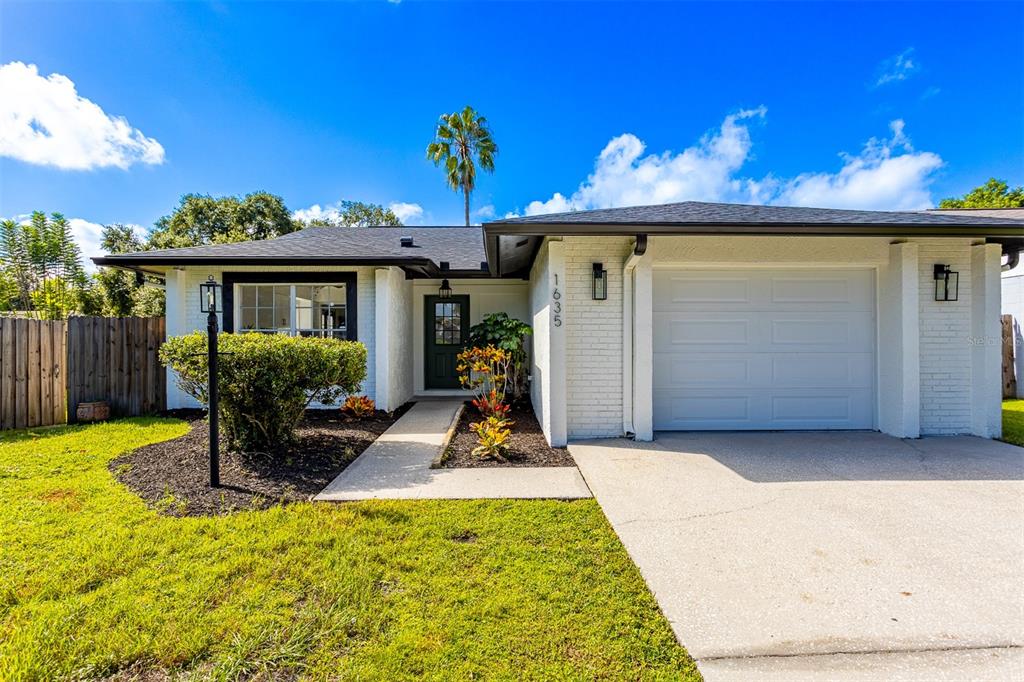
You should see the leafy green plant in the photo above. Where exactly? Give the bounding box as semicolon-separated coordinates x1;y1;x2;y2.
160;332;367;452
468;313;532;397
342;395;376;418
457;346;512;416
470;416;514;461
0;212;88;318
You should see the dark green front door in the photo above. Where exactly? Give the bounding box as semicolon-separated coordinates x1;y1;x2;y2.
425;295;470;389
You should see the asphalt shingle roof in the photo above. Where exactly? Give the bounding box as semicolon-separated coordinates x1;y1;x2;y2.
95;226;487;271
489;201;1024;227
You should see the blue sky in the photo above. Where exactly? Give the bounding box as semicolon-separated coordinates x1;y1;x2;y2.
1;1;1022;259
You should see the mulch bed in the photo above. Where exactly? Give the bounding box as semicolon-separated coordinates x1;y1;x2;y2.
440;400;575;468
111;404;410;517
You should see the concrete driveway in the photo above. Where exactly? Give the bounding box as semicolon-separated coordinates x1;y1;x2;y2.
569;432;1024;681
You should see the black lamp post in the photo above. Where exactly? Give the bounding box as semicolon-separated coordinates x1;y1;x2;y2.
199;275;221;487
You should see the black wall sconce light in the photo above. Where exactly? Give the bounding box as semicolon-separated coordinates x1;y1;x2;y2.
438;278;452;299
592;262;608;300
933;264;959;302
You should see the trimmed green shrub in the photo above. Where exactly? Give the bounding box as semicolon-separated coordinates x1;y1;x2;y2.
161;332;367;452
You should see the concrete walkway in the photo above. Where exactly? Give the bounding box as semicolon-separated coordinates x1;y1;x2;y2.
570;432;1024;682
315;400;591;500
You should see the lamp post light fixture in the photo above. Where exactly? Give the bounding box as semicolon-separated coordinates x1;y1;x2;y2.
199;275;222;487
933;264;959;302
439;278;452;299
592;262;608;300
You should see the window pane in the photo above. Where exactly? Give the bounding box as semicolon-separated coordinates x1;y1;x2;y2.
294;286;313;305
240;307;258;330
316;285;345;304
274;286;290;312
295;305;312;329
256;286;274;306
275;306;290;329
257;308;273;329
240;286;256;306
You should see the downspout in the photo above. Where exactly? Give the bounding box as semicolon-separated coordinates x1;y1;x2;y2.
622;235;648;436
1003;247;1021;272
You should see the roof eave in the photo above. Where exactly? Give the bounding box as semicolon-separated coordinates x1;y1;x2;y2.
483;222;1024;238
89;255;503;279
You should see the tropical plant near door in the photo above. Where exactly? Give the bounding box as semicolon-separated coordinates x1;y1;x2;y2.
468;313;532;397
426;106;497;226
470;415;514;461
457;345;512;416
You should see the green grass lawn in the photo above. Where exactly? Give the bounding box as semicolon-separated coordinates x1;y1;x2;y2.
0;419;697;681
1004;399;1024;447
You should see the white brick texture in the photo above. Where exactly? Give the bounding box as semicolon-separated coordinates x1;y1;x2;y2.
915;240;973;434
564;236;632;439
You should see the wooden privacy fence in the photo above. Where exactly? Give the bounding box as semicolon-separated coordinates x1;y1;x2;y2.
66;317;166;424
0;318;66;430
1004;314;1018;399
0;316;165;430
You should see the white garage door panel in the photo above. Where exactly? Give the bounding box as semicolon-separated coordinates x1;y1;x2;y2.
653;268;875;431
657;353;874;388
654;388;875;429
655;312;874;352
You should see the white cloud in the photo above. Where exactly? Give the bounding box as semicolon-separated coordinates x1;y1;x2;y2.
0;61;165;170
767;120;943;210
69;218;148;272
293;200;425;225
388;201;424;224
523;106;767;216
519;110;944;215
875;48;919;87
474;204;496;219
292;203;337;223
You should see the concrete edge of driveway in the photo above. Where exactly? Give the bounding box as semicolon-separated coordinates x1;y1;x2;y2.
697;646;1024;682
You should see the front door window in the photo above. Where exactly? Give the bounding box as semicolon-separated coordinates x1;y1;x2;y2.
434;301;463;345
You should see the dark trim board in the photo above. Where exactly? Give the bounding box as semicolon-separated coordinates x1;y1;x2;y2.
221;271;358;341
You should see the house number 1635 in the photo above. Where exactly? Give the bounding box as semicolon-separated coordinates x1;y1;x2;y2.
552;274;562;327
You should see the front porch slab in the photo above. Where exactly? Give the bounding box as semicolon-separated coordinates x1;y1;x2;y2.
314;400;592;501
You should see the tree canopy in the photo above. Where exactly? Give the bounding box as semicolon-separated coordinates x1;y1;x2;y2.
148;191;300;250
0;212;91;318
939;178;1024;209
303;201;402;227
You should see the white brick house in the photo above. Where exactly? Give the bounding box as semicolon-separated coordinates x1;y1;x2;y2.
95;201;1023;446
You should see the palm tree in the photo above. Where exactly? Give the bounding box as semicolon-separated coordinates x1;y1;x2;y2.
426;106;497;226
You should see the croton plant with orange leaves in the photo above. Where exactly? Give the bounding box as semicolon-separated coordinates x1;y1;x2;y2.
456;345;512;417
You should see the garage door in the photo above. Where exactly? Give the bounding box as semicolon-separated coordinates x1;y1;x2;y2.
653;269;875;430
